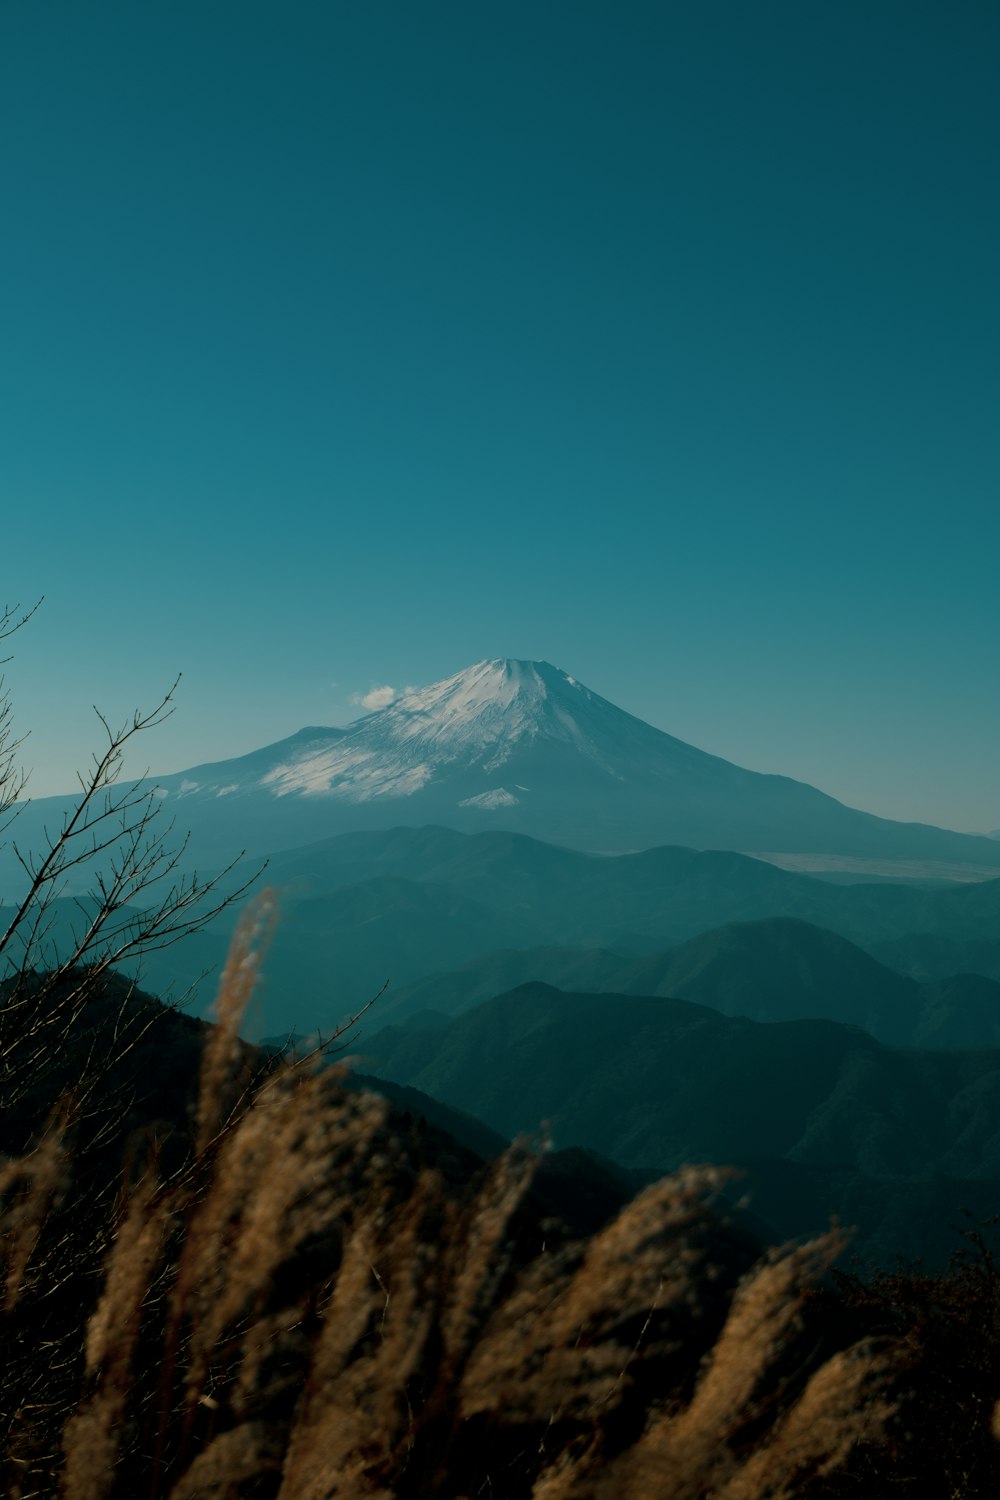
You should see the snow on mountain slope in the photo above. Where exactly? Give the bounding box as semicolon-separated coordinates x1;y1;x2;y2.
259;659;675;799
6;661;1000;900
13;657;996;876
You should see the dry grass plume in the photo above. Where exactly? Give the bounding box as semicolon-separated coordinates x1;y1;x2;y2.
3;893;985;1497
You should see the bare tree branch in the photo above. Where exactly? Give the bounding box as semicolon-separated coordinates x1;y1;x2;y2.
0;601;263;1117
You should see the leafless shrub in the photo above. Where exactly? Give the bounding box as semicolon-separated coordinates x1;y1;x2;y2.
0;599;261;1137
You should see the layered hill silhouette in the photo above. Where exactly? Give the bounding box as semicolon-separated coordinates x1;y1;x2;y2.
259;825;1000;946
6;660;1000;885
247;829;1000;1036
360;982;1000;1265
379;917;1000;1049
361;983;1000;1177
21;827;1000;1038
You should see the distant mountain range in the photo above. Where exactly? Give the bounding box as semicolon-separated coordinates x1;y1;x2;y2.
377;916;1000;1050
245;824;1000;1011
360;981;1000;1179
246;822;1000;947
359;981;1000;1267
5;659;999;888
23;826;1000;1041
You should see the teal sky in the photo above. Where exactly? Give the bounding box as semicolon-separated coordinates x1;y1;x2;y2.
2;2;998;832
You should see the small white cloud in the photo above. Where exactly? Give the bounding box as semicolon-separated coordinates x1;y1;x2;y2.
352;684;398;711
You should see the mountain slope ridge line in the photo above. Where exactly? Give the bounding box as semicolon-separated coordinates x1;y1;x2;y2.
7;659;1000;883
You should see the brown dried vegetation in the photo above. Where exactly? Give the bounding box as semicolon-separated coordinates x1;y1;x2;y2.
2;905;999;1497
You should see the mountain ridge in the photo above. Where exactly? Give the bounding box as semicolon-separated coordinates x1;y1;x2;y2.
5;660;1000;888
358;981;1000;1265
146;658;1000;868
374;915;1000;1048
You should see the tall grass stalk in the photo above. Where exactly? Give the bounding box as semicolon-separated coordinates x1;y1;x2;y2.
0;900;912;1497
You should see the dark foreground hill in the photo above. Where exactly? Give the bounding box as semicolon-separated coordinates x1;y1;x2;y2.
361;982;1000;1268
7;963;1000;1495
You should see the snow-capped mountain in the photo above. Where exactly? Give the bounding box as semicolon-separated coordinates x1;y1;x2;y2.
6;660;1000;887
149;658;763;814
139;658;1000;873
250;659;723;801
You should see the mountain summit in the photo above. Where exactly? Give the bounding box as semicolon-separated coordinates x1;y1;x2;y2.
127;657;1000;873
259;658;720;801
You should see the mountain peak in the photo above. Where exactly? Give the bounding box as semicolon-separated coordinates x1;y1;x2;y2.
381;658;583;727
340;658;610;782
130;658;1000;874
239;658;639;801
396;658;575;701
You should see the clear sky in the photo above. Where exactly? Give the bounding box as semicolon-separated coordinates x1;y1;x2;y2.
2;1;998;832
